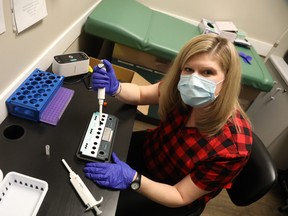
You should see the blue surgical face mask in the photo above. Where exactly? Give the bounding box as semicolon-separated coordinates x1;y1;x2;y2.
177;74;224;108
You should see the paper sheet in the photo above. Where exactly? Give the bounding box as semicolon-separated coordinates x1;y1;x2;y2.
10;0;47;34
0;0;5;34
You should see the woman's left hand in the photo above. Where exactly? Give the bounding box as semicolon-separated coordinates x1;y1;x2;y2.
83;152;136;190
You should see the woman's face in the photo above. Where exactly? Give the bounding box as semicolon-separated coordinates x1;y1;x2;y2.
181;53;225;96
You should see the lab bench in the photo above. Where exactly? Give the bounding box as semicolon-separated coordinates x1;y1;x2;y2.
0;78;137;216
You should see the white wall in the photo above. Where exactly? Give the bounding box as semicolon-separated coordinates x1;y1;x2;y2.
274;30;288;57
0;0;100;123
138;0;288;56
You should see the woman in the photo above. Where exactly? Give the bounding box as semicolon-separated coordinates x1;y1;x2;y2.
84;34;253;215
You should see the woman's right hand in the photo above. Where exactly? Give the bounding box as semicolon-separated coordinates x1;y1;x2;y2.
92;59;120;96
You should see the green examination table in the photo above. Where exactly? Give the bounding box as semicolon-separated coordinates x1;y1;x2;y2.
84;0;273;119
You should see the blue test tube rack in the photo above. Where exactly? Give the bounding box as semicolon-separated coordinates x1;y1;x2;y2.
6;68;64;122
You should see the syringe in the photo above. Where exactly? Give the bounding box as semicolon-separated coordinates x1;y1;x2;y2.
96;62;106;121
62;159;103;215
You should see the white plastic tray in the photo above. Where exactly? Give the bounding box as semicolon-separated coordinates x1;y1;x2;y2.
0;171;48;216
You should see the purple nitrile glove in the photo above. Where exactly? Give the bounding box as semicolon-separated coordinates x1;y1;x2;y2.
83;152;136;190
239;52;252;64
92;59;120;96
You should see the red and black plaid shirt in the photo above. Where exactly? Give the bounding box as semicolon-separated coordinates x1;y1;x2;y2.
144;106;252;204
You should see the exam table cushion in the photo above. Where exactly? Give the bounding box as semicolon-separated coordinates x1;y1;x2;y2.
84;0;273;92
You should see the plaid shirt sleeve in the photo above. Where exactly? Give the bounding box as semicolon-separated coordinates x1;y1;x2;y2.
190;115;253;192
191;152;249;191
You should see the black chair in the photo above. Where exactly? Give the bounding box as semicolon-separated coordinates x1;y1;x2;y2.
226;132;278;206
116;132;277;216
278;169;288;213
188;132;278;215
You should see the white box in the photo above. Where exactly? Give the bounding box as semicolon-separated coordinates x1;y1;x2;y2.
198;19;220;35
219;31;237;42
199;19;238;42
0;172;48;216
215;21;238;42
215;21;238;32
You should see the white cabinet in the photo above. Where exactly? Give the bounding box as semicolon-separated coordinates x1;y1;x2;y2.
247;60;288;169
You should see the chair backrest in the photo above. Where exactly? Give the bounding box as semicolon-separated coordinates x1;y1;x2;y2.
226;132;277;206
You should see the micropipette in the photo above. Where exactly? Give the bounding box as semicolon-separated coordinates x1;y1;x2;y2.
96;62;106;122
62;159;103;215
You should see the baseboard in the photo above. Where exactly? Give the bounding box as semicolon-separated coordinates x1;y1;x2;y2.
0;1;100;124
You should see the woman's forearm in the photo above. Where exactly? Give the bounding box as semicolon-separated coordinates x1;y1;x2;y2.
138;175;185;207
137;175;209;208
115;83;142;105
115;82;160;105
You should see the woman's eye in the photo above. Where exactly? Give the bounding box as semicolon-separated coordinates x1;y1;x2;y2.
203;70;214;75
184;67;193;73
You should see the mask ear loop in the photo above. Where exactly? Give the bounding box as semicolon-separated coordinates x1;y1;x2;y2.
214;79;225;97
216;79;225;85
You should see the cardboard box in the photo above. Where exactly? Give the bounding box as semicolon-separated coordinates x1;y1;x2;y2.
112;59;164;84
111;44;166;122
112;43;171;73
111;59;162;123
89;58;150;115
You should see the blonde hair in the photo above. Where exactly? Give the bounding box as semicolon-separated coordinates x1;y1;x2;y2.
159;34;250;136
